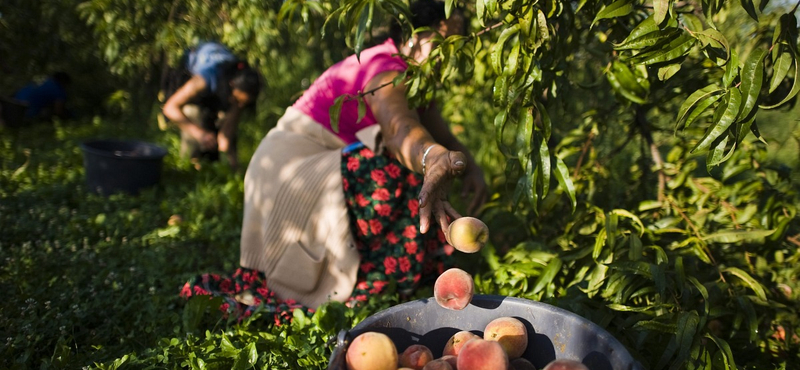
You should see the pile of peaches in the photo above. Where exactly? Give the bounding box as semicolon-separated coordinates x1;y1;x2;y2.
343;217;593;370
345;316;590;370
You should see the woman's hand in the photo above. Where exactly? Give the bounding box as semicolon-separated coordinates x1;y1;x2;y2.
183;124;217;151
418;145;465;235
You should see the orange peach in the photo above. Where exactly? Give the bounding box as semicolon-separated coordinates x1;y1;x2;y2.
447;217;489;253
443;330;481;356
400;344;435;370
483;316;529;359
456;338;509;370
510;357;537;370
345;331;398;370
434;268;475;310
542;359;589;370
422;358;454;370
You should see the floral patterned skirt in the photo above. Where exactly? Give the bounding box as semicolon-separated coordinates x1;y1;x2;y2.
179;143;454;325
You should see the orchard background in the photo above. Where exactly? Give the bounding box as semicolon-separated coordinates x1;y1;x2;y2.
1;0;799;369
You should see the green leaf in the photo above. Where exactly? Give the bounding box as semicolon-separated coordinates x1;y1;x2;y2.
703;229;776;243
535;100;552;141
532;257;562;294
705;334;737;370
553;157;576;210
353;1;374;59
691;87;741;153
593;228;607;260
356;96;367;124
658;63;682;81
687;276;710;314
633;320;677;333
695;28;730;65
769;51;793;93
739;47;768;121
628;232;643;260
631;33;696;65
491;24;520;74
621;15;659;44
538;138;551;198
476;0;486;26
761;58;800;109
684;93;724;130
606;303;656;312
614;30;678;51
610;209;645;235
740;0;759;21
723;51;740;87
722;267;767;301
607;61;648;103
592;0;634;26
705;133;731;170
329;95;347;133
671;311;700;370
676;85;723;129
654;0;670;25
444;0;455;18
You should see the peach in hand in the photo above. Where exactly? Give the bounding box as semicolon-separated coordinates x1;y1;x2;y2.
345;331;398;370
446;217;489;253
400;344;435;370
483;316;529;359
434;268;475;310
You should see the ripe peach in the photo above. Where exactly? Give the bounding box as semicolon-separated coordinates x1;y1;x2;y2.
483;316;529;359
434;268;475;310
440;355;459;369
400;344;435;370
456;338;509;370
509;357;537;370
345;331;398;370
422;358;454;370
542;359;589;370
446;217;489;253
443;330;481;356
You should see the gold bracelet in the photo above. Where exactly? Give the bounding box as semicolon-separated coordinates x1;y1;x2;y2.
421;144;438;176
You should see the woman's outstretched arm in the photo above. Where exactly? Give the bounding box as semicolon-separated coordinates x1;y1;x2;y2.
364;70;465;235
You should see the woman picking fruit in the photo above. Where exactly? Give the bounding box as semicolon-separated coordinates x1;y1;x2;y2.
180;0;488;324
161;41;261;170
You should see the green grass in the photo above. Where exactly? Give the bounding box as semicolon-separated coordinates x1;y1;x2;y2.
1;116;247;368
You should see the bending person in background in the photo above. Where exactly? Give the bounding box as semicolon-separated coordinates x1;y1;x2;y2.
162;42;261;170
12;71;72;121
180;0;488;324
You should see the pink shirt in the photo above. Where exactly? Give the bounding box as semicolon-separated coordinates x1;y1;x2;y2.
293;39;408;144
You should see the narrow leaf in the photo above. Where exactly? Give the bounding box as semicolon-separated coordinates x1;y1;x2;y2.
532;258;562;294
739;47;768;120
692;87;742;153
769;51;793;93
722;267;767;301
329;95;347;133
592;0;634;26
761;58;800;109
654;0;670;25
553;157;577;210
676;85;723;129
703;229;776;243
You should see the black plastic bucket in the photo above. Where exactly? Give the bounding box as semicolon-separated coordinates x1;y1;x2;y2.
327;295;643;370
80;139;168;196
